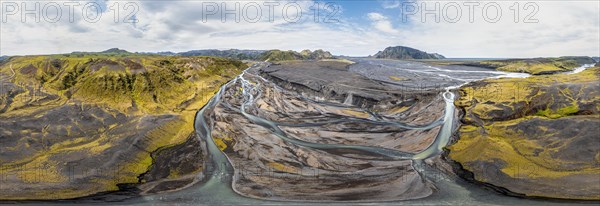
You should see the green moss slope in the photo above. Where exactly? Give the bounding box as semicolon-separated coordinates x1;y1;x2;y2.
448;66;600;200
0;54;247;200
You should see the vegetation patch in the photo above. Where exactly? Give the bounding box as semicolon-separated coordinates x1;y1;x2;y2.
448;66;600;200
0;54;247;200
448;56;596;75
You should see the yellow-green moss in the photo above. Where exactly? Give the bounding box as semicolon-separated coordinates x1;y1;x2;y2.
389;76;407;81
340;109;371;118
478;57;586;75
450;66;600;184
268;162;300;174
0;54;247;200
213;135;233;151
449;117;600;180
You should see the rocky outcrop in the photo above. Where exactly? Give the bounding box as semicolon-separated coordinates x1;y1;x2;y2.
447;66;600;200
374;46;445;60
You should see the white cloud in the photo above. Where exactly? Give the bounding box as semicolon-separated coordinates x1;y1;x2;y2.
367;12;387;21
0;1;598;58
381;1;600;58
367;12;399;34
381;1;401;9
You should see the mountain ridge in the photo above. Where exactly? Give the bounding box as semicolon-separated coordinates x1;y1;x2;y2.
374;46;445;59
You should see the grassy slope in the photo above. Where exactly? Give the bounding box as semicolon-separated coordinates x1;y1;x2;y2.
483;58;582;74
448;65;600;199
0;54;246;199
477;57;593;75
430;57;596;75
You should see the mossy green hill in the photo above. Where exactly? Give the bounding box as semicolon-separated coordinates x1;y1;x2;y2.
259;49;333;62
448;65;600;200
453;56;596;75
2;55;245;113
0;54;247;200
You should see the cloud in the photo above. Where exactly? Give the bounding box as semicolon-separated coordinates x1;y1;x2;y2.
394;1;600;58
367;12;387;21
0;0;598;58
367;12;399;34
381;1;401;9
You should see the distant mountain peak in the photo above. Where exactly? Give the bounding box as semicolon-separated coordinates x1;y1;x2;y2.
175;49;333;62
102;48;130;54
260;49;334;62
374;46;445;60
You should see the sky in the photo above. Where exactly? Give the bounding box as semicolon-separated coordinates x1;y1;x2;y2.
0;0;599;58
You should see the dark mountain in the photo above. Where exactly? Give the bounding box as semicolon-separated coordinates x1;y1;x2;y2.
70;48;132;56
102;48;130;54
260;49;334;62
179;49;266;60
374;46;445;60
303;49;334;60
68;48;336;62
175;49;334;62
